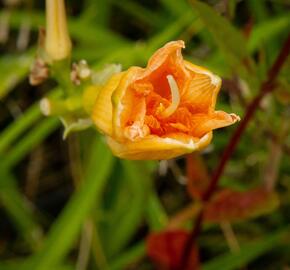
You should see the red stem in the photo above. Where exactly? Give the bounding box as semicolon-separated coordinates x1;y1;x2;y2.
181;33;290;268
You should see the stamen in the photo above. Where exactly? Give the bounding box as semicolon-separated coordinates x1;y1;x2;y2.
160;75;180;118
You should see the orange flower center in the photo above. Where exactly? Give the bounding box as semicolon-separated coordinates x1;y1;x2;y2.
121;41;239;142
127;71;204;139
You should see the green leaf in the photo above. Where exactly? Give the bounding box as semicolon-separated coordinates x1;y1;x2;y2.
0;52;33;99
27;138;114;270
146;192;168;231
203;227;289;270
110;0;165;28
0;168;42;249
247;14;290;53
147;10;196;55
192;0;256;85
110;242;146;270
104;160;150;257
159;0;189;17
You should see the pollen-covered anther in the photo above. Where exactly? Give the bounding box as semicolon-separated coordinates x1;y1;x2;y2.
159;75;180;118
124;121;150;141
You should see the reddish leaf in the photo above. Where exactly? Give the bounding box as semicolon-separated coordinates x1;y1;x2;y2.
204;187;279;223
186;153;210;199
146;230;200;270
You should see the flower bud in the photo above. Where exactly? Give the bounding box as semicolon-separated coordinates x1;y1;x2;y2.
45;0;72;61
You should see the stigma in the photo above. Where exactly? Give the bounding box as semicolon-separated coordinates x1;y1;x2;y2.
159;75;180;118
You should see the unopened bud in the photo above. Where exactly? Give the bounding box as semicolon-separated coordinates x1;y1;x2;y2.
45;0;72;61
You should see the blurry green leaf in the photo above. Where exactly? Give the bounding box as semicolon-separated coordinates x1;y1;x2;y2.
81;0;111;26
111;0;165;28
0;52;33;99
247;0;269;22
204;188;279;223
159;0;189;17
147;10;196;55
105;160;150;257
192;0;256;84
110;242;145;270
0;88;60;154
146;192;168;230
2;117;60;169
203;227;289;270
3;10;128;46
0;104;41;154
0;168;42;249
247;14;290;53
28;138;114;270
0;262;74;270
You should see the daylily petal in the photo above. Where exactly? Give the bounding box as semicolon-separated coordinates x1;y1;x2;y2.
189;111;240;137
131;40;189;100
106;132;212;160
111;67;145;140
92;72;124;136
182;61;221;114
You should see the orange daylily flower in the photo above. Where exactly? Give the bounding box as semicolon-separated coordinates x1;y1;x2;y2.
92;40;240;160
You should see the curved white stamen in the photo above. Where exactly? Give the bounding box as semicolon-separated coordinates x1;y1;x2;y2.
160;75;180;118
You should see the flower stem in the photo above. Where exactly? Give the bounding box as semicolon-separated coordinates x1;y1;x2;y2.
181;33;290;269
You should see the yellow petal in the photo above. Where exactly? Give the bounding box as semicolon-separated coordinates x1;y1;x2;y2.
111;67;144;140
189;111;240;137
82;85;102;114
106;132;212;160
183;61;221;114
92;72;124;136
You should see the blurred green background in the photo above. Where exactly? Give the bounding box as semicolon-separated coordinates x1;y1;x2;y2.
0;0;290;269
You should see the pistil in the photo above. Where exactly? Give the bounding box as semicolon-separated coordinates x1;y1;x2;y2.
159;75;180;118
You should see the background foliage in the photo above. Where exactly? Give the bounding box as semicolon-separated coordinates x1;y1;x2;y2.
0;0;290;269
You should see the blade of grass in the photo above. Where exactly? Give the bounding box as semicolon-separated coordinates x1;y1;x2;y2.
0;168;42;249
81;0;111;26
105;160;150;257
27;138;114;270
0;52;33;99
191;0;257;87
109;242;145;270
146;192;168;230
110;0;165;28
247;14;290;53
147;10;196;55
159;0;189;17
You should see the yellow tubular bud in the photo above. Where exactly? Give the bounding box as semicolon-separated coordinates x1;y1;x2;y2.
45;0;72;61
